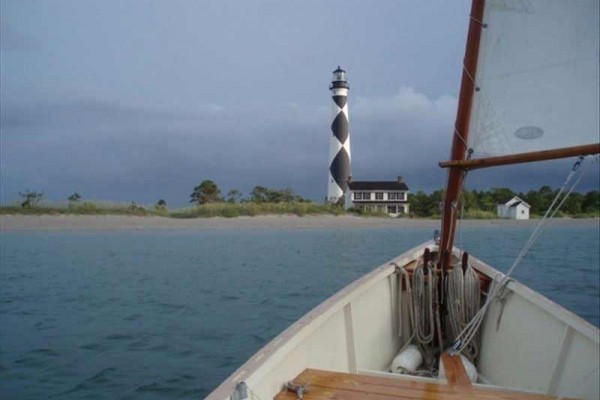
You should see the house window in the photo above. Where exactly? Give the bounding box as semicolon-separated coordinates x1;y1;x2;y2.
387;205;397;214
362;192;371;200
388;192;397;200
375;192;384;200
354;192;362;200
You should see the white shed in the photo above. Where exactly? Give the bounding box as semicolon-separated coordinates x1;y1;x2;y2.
497;196;530;220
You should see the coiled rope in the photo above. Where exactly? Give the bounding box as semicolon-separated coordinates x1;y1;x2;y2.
394;258;438;374
412;260;436;346
396;265;414;339
395;254;438;347
446;255;481;361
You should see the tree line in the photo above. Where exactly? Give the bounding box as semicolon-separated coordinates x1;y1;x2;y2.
409;186;599;217
15;181;309;210
15;183;599;217
189;180;309;205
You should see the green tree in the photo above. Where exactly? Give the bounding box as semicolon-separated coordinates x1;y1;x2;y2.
523;189;542;214
190;180;222;205
537;185;557;213
428;189;445;216
226;189;242;203
582;190;599;213
155;199;167;211
408;191;430;217
460;189;478;211
250;186;271;203
562;192;583;215
489;187;515;204
475;191;495;212
19;191;43;208
68;192;82;202
249;186;306;203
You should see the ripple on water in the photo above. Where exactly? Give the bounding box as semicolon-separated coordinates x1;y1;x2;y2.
57;367;122;397
105;333;135;341
127;336;153;351
135;382;180;395
124;313;143;321
13;356;46;369
30;348;60;357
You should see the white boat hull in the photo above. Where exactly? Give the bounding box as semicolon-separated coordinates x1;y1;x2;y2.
206;242;599;399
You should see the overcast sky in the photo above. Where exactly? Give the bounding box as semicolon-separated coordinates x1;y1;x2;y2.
1;1;598;206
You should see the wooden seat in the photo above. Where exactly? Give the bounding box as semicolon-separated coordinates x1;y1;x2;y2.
274;368;565;400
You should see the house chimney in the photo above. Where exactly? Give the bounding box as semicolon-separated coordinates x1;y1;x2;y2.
397;176;404;183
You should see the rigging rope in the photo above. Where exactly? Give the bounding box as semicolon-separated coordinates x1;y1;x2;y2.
451;156;590;356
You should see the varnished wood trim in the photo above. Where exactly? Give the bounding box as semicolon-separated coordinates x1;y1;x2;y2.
439;0;486;277
275;368;564;400
440;353;472;386
439;143;600;170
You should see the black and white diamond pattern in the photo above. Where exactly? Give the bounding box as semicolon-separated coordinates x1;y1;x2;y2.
328;89;351;203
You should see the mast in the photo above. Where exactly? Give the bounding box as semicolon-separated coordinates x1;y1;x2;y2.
438;0;486;271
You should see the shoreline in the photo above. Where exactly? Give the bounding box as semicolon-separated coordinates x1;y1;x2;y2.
1;214;597;232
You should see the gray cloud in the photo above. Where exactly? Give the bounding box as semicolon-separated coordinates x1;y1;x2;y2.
0;20;38;51
1;85;597;207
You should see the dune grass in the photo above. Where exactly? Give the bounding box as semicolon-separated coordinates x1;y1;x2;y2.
0;201;162;217
3;201;594;219
0;201;348;218
169;202;347;218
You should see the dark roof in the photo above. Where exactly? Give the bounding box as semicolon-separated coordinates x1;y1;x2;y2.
348;181;409;191
509;201;522;208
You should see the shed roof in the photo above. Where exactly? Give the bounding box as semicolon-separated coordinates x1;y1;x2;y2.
501;196;530;208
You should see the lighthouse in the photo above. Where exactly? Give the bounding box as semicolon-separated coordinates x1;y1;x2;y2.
328;66;351;204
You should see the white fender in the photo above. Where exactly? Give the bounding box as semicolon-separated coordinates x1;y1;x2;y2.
390;345;423;374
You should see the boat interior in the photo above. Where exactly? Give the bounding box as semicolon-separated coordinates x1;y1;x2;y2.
215;243;598;400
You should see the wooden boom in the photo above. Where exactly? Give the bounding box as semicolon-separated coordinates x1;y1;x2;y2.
440;143;600;170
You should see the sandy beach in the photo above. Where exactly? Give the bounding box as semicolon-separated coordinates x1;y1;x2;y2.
0;214;597;232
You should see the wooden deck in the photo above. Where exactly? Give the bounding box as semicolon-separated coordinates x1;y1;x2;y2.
274;367;566;400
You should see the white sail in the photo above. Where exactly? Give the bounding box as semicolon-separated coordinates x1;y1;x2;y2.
467;0;599;158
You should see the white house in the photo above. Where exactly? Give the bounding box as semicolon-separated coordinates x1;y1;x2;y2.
497;196;530;220
344;176;409;216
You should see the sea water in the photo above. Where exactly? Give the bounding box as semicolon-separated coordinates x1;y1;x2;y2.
1;224;598;399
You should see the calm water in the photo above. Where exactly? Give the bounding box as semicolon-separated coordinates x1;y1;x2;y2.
1;224;598;399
